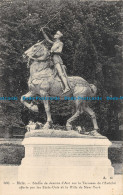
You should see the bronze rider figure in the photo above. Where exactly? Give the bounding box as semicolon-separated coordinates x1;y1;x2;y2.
41;28;70;94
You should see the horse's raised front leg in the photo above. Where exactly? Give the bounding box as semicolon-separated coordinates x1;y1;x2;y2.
42;99;53;129
66;99;82;130
21;91;38;112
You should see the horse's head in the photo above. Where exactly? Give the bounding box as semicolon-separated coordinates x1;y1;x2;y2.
24;40;50;60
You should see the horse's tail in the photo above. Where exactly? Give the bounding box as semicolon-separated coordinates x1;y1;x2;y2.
89;84;97;96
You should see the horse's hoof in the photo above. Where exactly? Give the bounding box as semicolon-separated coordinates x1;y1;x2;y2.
76;126;82;133
30;105;38;112
89;130;101;137
43;121;52;130
66;127;72;131
66;123;73;131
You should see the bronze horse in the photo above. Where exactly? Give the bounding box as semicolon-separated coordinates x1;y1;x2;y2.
21;41;99;134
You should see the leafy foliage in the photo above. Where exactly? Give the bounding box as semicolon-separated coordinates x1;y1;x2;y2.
0;0;122;139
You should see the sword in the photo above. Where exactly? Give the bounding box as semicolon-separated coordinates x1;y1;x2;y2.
40;6;64;30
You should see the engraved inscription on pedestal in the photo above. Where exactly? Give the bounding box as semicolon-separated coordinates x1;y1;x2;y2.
20;136;114;178
33;145;107;158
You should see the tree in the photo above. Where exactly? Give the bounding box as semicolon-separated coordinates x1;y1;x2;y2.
0;0;122;139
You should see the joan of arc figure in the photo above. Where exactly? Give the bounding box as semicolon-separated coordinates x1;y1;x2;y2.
41;28;70;94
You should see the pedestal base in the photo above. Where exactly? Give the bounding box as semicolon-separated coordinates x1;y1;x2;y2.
19;132;114;180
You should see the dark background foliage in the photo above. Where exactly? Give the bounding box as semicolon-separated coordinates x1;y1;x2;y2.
0;0;122;140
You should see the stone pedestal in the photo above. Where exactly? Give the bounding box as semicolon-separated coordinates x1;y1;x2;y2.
19;130;114;181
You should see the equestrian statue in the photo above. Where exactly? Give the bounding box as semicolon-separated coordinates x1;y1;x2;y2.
21;27;100;135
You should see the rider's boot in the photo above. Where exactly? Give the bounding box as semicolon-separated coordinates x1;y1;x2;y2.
55;63;70;94
61;77;70;94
